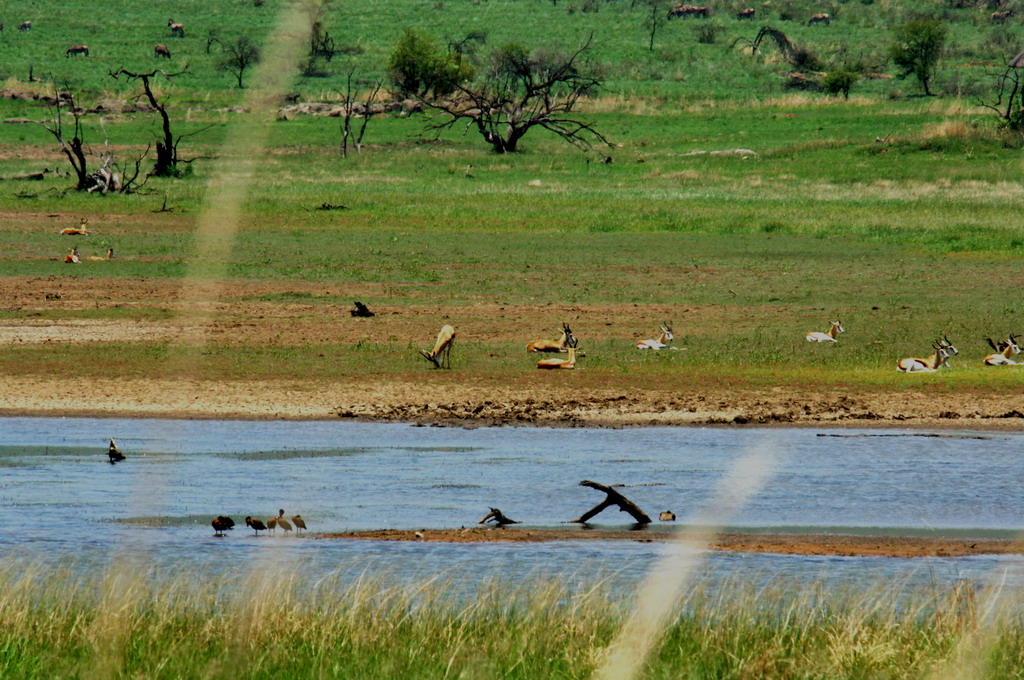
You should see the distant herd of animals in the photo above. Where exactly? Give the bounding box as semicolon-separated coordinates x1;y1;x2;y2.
665;4;830;23
418;319;1023;372
665;3;1012;23
0;17;185;59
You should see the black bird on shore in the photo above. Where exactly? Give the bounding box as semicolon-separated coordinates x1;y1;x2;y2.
245;516;267;535
212;516;235;536
107;438;125;464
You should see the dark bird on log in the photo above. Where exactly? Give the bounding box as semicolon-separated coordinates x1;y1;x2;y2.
479;507;521;527
212;516;235;536
292;514;307;534
107;438;125;464
245;516;267;535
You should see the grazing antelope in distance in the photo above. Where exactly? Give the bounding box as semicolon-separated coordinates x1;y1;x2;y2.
668;4;710;18
805;320;844;343
992;9;1012;22
637;322;678;350
18;20;31;31
60;218;90;236
897;337;958;372
245;516;267;535
420;324;455;369
85;248;115;261
64;247;80;264
168;19;185;37
736;7;755;19
527;323;575;352
984;334;1021;365
154;44;171;59
807;13;830;25
65;44;89;57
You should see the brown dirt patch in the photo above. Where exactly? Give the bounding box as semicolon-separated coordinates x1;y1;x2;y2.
320;528;1024;558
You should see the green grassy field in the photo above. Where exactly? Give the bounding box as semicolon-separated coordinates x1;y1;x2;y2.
2;562;1023;680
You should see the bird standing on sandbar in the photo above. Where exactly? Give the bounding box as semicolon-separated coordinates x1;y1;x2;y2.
275;509;293;535
107;438;125;464
212;516;235;536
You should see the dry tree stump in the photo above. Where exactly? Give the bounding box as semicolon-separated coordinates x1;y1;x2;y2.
569;480;652;525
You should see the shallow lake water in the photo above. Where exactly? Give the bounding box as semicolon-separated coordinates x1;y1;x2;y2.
2;417;1023;596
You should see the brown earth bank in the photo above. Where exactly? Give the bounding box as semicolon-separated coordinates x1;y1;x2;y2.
0;374;1023;429
319;528;1024;558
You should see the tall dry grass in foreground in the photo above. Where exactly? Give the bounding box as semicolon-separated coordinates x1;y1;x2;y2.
1;560;1023;679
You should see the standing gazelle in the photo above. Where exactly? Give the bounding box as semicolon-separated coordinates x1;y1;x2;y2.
527;323;575;352
637;322;676;350
419;324;455;369
984;334;1021;365
805;320;844;343
897;337;958;372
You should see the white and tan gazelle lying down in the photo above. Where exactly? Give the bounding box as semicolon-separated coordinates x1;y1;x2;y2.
897;336;958;373
637;322;678;350
805;320;844;343
527;323;575;352
983;334;1021;365
419;324;455;369
537;336;580;369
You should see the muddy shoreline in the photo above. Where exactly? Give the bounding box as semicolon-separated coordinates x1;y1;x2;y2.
1;375;1024;430
320;528;1024;558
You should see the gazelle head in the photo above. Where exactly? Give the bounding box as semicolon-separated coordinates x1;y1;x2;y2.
659;322;674;342
561;322;575;344
1007;333;1022;355
831;320;844;333
937;335;958;356
932;336;957;366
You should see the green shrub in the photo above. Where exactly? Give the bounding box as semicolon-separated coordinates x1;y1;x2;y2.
386;29;475;99
823;70;860;98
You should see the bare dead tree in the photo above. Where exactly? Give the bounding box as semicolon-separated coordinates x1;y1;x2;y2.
218;36;261;88
979;61;1024;132
421;36;611;154
339;69;383;158
38;82;90;190
37;80;154;194
110;66;212;177
206;30;220;55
